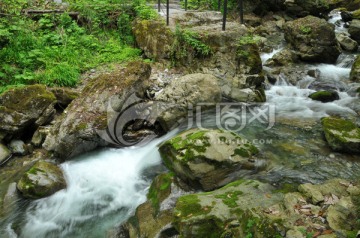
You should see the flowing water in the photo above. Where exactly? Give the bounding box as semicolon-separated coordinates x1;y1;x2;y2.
1;11;360;238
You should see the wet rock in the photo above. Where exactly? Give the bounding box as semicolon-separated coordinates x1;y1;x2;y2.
307;69;321;78
350;55;360;82
17;160;66;199
264;48;299;67
353;9;360;20
0;84;56;141
321;117;360;154
154;73;222;131
298;183;324;204
284;16;341;63
8;140;28;155
0;143;11;165
3;182;19;215
43;61;151;159
336;33;358;52
349;19;360;44
159;129;263;191
341;11;353;22
308;90;340;103
49;87;79;108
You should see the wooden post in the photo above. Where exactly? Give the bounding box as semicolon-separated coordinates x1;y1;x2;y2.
239;0;244;24
218;0;221;11
185;0;188;11
166;0;169;26
222;0;227;31
158;0;161;12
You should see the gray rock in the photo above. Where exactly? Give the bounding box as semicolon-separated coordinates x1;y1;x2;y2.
336;33;358;52
350;55;360;82
154;73;222;131
17;160;66;199
9;140;28;155
31;126;50;147
3;182;19;215
0;143;11;165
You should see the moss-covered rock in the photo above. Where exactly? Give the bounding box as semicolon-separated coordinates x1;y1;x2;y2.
284;16;341;63
350;55;360;82
173;178;360;238
159;129;263;191
308;90;340;102
284;0;353;17
132;19;174;60
43;61;151;159
321;117;360;153
17;160;66;199
0;84;56;141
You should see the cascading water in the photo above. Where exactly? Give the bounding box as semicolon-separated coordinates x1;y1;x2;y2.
2;131;177;238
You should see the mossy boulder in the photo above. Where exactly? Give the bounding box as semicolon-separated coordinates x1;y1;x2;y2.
132;19;174;60
349;19;360;44
0;143;11;165
308;90;340;102
17;160;66;199
173;178;360;238
0;84;56;141
353;8;360;19
173;179;285;238
321;117;360;153
336;32;359;52
43;61;151;159
284;16;341;63
119;173;180;238
284;0;352;17
350;55;360;82
159;129;263;191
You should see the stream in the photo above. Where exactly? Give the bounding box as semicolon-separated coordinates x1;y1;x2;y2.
1;10;360;238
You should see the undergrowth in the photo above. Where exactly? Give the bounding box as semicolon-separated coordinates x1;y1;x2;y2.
0;0;157;94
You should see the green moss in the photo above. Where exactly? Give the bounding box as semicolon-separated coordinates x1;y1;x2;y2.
321;117;360;142
350;55;360;81
234;148;251;157
300;26;312;34
147;173;174;215
175;194;211;218
215;190;243;208
27;167;44;175
352;9;360;19
222;179;246;189
75;123;88;131
273;183;299;194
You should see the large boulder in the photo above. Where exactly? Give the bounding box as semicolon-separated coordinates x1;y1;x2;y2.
284;16;341;63
154;73;222;130
173;179;359;238
43;61;151;159
349;19;360;44
159;129;264;191
17;160;66;199
350;55;360;82
321;117;360;153
132;19;174;60
0;84;56;141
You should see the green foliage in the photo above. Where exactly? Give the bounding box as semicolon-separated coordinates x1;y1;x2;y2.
180;0;239;14
171;25;212;65
0;0;146;93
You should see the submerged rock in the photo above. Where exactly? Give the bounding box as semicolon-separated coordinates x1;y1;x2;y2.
159;129;264;191
321;117;360;154
284;16;341;63
0;84;56;141
17;160;66;199
308;90;340;103
350;55;360;82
